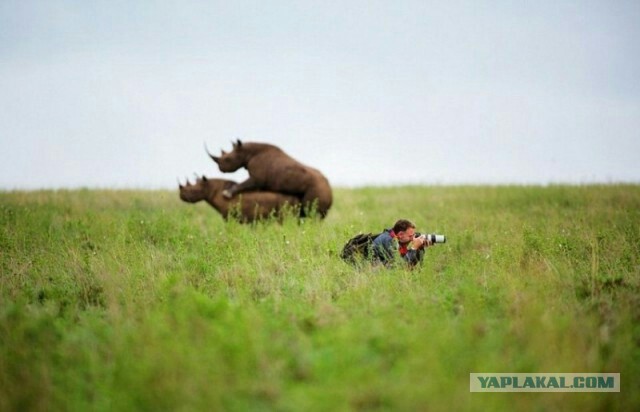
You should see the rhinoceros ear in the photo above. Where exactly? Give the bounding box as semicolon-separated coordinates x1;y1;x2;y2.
202;175;208;182
237;139;243;147
233;139;243;148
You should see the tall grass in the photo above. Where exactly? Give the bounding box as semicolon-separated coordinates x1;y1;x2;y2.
1;185;638;411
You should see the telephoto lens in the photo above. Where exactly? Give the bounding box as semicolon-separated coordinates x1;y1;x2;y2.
416;233;447;244
425;234;446;244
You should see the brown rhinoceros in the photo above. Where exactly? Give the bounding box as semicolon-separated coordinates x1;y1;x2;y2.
179;175;300;223
208;140;332;218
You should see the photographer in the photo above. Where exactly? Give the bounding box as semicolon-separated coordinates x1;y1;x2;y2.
372;219;432;267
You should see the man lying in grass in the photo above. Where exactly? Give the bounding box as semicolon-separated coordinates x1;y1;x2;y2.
371;219;432;267
341;219;432;267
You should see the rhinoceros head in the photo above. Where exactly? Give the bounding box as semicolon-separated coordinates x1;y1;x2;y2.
206;139;245;172
178;175;209;203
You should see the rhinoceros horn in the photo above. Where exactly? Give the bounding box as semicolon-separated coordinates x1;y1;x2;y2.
204;142;220;163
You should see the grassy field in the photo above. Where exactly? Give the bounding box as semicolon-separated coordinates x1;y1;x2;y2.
1;185;638;411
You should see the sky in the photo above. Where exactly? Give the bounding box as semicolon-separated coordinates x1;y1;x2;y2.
1;0;639;189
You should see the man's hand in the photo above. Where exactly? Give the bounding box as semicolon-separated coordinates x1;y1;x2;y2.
412;235;431;250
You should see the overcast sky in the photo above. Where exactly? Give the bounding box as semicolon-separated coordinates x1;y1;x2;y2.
1;0;639;189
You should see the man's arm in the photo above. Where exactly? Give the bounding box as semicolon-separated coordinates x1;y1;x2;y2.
402;236;430;266
402;249;424;266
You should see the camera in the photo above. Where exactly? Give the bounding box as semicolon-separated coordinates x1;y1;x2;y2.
415;233;446;244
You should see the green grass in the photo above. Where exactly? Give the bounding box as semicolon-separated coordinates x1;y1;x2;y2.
1;185;639;411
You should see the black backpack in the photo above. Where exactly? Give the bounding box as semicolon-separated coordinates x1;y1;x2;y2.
340;232;381;264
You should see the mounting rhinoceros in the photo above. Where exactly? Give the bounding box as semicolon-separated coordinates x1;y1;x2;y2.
207;140;332;218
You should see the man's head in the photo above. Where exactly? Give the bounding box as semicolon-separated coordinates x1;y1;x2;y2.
392;219;416;243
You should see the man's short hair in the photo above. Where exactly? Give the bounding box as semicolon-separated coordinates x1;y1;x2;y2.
392;219;415;233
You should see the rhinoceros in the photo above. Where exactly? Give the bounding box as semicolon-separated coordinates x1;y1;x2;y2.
179;175;300;223
208;140;332;218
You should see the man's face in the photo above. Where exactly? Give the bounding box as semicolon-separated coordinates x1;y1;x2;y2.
397;227;415;244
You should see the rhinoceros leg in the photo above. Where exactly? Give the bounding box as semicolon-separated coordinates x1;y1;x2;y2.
222;177;260;199
301;186;332;218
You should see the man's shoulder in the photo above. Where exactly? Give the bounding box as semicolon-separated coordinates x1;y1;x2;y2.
373;229;392;244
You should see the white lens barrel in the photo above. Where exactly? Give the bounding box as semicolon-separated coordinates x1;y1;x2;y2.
427;234;446;243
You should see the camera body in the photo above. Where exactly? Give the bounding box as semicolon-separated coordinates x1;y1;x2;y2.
415;232;446;244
